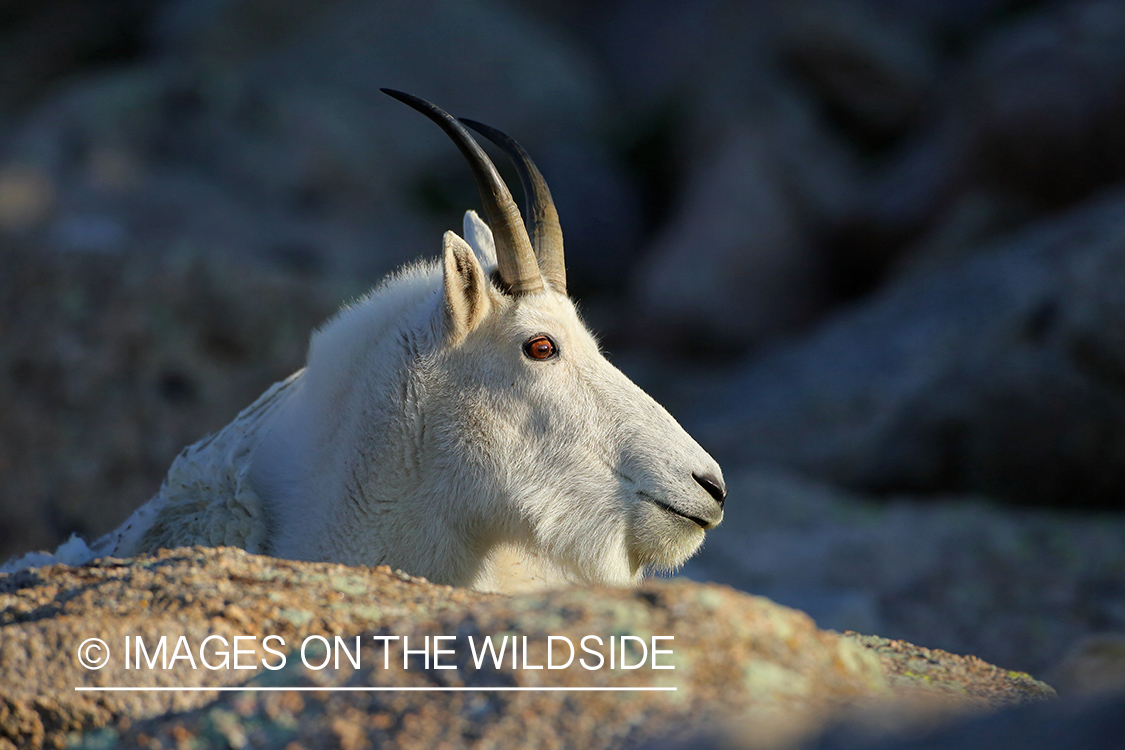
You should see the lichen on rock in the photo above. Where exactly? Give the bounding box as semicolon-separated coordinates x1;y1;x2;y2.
0;547;1053;750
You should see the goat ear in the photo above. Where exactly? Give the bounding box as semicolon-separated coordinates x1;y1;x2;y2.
462;210;497;268
442;230;491;344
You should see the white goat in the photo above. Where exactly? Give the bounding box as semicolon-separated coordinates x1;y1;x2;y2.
5;91;726;590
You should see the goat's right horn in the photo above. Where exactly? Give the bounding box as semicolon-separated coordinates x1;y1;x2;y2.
381;89;543;295
460;119;566;296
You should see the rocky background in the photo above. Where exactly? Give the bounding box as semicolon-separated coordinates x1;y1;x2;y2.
1;0;1124;741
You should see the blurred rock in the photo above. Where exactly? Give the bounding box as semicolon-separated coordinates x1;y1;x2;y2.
696;188;1125;507
864;0;1028;45
0;249;342;563
776;0;937;144
968;0;1125;207
631;92;858;351
592;0;775;118
0;0;621;284
660;690;1125;750
805;691;1125;750
529;139;645;295
888;189;1017;283
0;547;1053;750
592;1;865;350
826;111;975;297
682;469;1125;676
816;0;1125;302
633;125;821;350
1045;634;1125;698
0;164;54;230
0;0;154;114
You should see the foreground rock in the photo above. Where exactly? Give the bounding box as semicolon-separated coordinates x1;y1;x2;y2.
0;547;1051;750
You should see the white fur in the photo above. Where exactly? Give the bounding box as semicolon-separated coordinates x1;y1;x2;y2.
4;211;724;589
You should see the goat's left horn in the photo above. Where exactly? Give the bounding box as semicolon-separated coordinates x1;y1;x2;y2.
460;119;566;296
381;89;543;295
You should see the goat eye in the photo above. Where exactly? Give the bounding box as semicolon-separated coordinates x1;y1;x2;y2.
523;335;557;361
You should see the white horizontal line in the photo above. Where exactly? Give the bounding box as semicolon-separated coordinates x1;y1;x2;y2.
75;686;677;692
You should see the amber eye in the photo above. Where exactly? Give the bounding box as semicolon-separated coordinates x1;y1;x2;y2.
523;335;557;361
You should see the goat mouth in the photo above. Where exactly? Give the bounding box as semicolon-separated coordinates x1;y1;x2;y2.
639;492;712;529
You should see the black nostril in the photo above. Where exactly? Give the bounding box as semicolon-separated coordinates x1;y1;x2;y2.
693;472;726;507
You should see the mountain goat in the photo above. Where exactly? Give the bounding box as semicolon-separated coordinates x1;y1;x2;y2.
4;90;726;590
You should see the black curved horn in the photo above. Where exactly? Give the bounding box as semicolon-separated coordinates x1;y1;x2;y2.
460;118;566;295
381;89;543;295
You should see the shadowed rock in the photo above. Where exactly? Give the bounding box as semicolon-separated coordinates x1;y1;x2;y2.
698;189;1125;508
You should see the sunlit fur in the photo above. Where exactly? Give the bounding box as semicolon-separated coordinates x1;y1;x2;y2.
7;212;724;589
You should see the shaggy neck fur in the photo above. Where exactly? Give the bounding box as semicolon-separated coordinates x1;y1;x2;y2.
249;262;492;581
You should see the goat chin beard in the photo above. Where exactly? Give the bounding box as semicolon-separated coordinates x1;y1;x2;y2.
626;515;707;578
492;519;703;589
